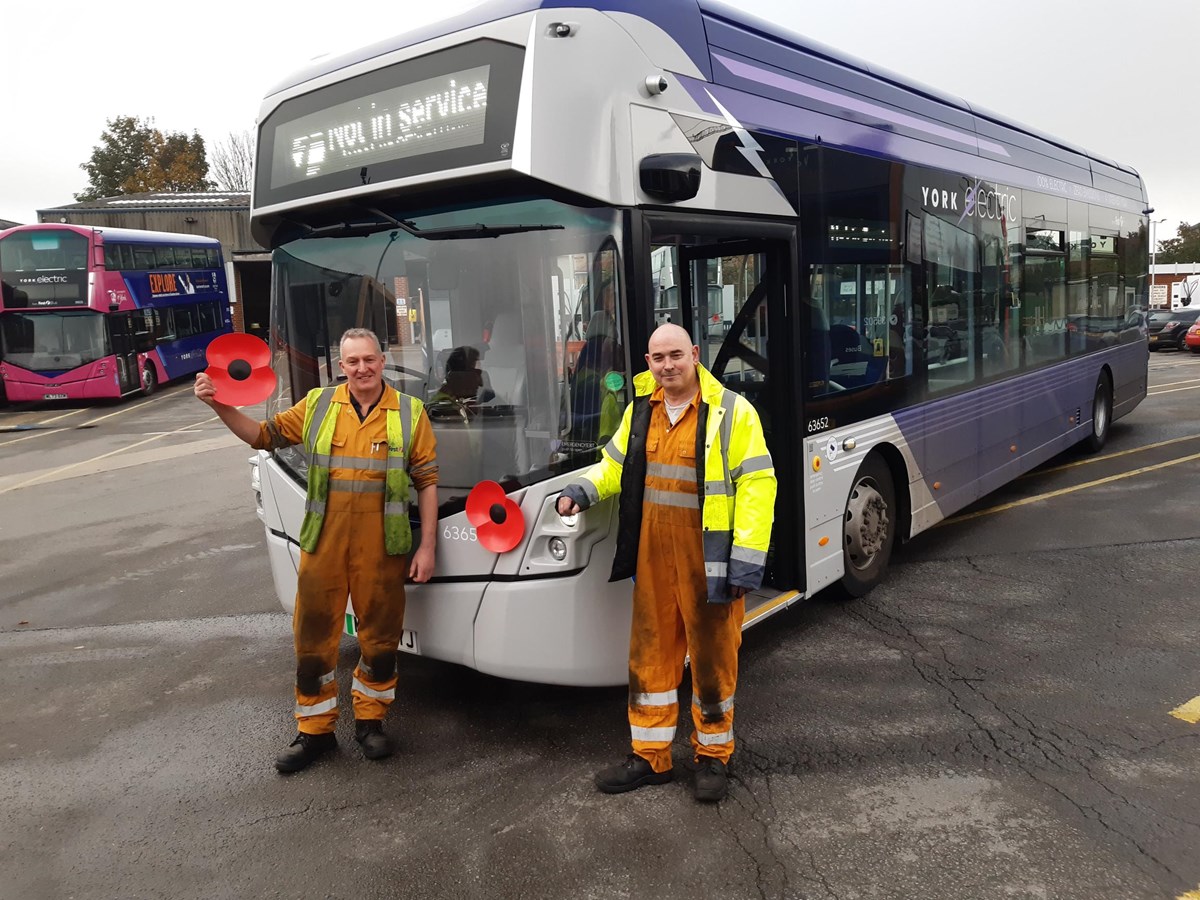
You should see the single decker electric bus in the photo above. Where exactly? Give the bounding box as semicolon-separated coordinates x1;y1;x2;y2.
246;0;1150;686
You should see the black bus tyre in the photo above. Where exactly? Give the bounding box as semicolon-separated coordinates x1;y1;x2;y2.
839;454;896;598
1083;373;1112;453
141;362;157;396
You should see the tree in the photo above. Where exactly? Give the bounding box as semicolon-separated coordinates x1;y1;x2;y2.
1157;222;1200;264
208;130;255;192
76;116;211;201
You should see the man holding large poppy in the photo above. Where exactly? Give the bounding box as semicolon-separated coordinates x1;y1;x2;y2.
195;328;437;772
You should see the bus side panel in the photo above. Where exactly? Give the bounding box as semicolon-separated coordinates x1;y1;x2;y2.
916;391;982;516
1111;339;1150;420
890;349;1141;528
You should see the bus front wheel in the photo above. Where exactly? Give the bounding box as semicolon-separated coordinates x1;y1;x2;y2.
1082;373;1112;453
141;362;158;396
840;454;896;598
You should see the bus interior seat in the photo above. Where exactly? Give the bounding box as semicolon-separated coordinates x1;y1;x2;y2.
484;312;526;405
829;324;886;388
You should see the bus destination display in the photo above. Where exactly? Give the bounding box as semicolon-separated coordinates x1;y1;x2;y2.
271;66;490;189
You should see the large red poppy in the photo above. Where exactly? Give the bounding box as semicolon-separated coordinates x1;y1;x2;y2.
465;480;525;553
205;333;276;406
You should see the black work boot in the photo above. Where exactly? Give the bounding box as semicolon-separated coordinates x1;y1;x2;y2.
354;719;396;760
275;731;337;773
594;754;673;794
693;758;728;801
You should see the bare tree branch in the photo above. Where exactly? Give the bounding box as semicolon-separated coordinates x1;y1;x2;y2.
208;130;255;192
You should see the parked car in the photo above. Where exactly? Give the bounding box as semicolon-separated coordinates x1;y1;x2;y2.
1185;320;1200;353
1147;310;1200;351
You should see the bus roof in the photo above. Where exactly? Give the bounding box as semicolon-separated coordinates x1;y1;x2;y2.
0;222;221;246
264;0;1138;181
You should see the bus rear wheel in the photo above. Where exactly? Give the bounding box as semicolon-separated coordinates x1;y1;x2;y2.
141;362;157;396
1082;373;1112;453
840;454;896;598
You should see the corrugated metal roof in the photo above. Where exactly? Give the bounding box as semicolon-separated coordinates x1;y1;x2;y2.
39;191;250;212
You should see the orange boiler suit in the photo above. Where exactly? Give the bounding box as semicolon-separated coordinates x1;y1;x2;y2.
629;389;742;772
252;383;438;735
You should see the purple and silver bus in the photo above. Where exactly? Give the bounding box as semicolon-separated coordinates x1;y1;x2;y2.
245;0;1149;686
0;224;231;403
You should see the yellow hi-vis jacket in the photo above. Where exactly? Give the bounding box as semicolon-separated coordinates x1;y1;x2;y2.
298;386;425;555
561;364;776;602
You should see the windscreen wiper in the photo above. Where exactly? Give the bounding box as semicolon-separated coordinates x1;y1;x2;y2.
294;207;563;241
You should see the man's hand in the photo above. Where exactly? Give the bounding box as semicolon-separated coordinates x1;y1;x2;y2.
194;372;218;406
409;543;435;583
556;495;581;517
731;585;747;600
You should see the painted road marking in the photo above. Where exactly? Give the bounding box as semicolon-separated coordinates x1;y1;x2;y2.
0;428;68;448
944;450;1200;524
0;383;190;443
0;435;241;493
1178;888;1200;900
36;406;91;425
1169;696;1200;725
0;414;220;495
1148;383;1200;396
1148;376;1200;390
1025;433;1200;479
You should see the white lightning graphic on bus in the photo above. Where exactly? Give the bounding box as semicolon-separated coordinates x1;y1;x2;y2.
705;90;772;178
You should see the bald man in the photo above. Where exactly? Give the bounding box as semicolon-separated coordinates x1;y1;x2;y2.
557;324;776;802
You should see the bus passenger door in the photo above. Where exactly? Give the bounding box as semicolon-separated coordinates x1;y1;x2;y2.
644;218;802;597
107;313;139;394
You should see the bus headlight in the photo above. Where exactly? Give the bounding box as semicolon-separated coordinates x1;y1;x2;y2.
548;537;567;561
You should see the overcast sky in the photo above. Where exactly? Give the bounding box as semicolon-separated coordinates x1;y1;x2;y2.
2;0;1195;246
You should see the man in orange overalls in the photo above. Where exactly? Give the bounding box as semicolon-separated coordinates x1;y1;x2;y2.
196;328;438;773
558;324;776;801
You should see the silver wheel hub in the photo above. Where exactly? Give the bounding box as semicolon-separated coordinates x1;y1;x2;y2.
845;480;889;570
1094;392;1108;435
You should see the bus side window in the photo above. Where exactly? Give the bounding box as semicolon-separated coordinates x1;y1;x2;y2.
158;308;177;341
199;302;220;333
194;248;210;268
132;310;155;352
134;246;156;270
104;245;121;269
155;247;176;269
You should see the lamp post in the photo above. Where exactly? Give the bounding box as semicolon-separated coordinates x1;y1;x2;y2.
1150;216;1167;308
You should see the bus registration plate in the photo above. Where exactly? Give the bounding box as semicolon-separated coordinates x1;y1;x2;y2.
343;612;419;655
43;393;68;400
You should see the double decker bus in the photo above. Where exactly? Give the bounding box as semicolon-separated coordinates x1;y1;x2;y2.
248;0;1149;686
0;224;231;402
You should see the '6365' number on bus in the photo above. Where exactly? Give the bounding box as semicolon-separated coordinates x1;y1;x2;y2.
443;525;478;542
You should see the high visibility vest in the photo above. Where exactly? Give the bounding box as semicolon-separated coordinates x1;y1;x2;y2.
566;364;777;602
297;386;419;556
